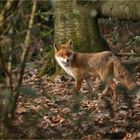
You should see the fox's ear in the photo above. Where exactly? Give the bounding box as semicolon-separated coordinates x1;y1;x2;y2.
54;43;59;51
66;39;73;49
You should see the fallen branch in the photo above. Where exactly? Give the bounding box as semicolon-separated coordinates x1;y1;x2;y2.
120;57;140;64
116;53;140;57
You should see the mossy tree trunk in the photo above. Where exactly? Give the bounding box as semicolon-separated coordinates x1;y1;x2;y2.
54;0;109;53
96;0;140;21
77;0;140;20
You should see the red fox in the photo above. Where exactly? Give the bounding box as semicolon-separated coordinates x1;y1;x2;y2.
54;40;138;100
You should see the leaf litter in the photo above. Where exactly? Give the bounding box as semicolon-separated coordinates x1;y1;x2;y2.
10;66;140;139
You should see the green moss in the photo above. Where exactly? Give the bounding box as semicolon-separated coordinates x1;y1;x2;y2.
39;50;56;76
71;34;108;53
72;10;82;21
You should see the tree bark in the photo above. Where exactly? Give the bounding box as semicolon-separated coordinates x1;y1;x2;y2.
97;0;140;21
54;0;109;53
77;0;140;21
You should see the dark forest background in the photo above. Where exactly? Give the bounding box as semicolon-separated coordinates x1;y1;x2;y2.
0;0;140;139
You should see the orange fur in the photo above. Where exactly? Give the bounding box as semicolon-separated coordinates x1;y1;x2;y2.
55;40;138;100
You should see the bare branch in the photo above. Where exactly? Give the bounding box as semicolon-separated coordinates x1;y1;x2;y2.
9;0;37;121
121;57;140;64
0;48;13;89
0;0;18;32
16;0;37;90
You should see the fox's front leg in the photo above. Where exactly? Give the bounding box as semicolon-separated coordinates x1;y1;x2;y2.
85;77;95;95
75;79;82;92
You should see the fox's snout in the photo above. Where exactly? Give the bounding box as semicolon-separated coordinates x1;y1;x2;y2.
62;57;71;64
55;55;71;65
66;58;70;63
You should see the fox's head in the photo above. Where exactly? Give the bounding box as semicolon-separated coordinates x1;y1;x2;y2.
54;40;74;66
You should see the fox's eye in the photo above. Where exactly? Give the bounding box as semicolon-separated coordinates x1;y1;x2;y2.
58;53;63;57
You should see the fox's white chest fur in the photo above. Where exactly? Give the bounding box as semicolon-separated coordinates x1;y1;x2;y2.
55;56;75;78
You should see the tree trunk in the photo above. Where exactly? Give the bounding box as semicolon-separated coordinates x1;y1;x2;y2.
54;0;109;53
97;0;140;21
77;0;140;21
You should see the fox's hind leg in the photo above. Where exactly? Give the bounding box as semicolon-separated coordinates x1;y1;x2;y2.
100;75;112;97
109;80;118;101
101;80;118;101
100;72;117;100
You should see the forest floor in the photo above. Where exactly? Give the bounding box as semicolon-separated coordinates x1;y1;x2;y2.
12;67;140;139
3;20;140;139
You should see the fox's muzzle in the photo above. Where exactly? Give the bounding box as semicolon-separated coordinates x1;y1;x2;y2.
67;58;70;63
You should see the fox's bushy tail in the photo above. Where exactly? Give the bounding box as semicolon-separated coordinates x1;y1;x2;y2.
113;59;137;91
